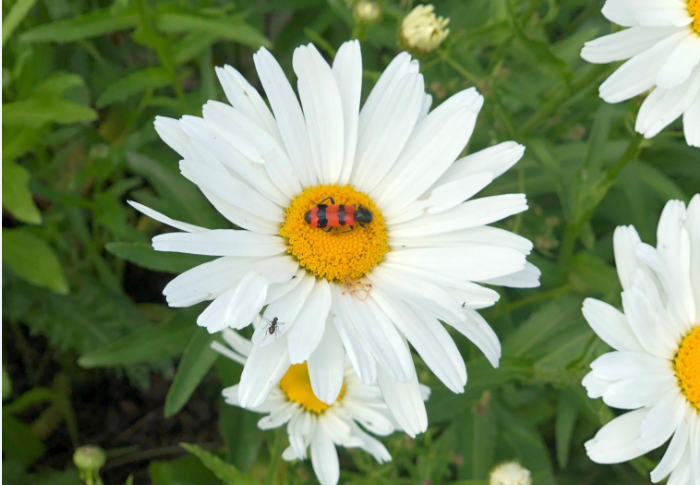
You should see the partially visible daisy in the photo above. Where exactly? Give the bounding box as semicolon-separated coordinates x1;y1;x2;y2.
130;40;538;435
400;4;450;53
581;0;700;147
212;329;430;485
582;195;700;484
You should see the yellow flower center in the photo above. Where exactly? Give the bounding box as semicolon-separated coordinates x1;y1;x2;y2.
675;326;700;410
689;0;700;33
279;184;389;283
279;362;345;413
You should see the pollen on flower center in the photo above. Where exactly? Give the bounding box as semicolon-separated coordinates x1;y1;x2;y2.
675;326;700;409
279;184;389;283
279;362;345;413
689;0;700;34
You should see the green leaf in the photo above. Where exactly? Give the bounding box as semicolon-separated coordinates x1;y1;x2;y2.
2;159;41;224
155;5;271;49
79;308;199;367
568;252;620;298
2;98;97;127
165;330;218;417
555;391;579;469
19;7;139;43
3;276;149;355
106;242;212;274
2;414;45;467
455;399;497;480
2;228;68;294
2;0;38;46
97;67;171;107
180;443;260;485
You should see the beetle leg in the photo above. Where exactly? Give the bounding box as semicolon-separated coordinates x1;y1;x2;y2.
318;196;335;205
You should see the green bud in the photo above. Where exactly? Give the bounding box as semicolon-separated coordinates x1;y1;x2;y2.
74;445;106;472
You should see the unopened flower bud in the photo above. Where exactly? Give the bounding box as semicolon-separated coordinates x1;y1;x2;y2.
354;0;381;26
400;4;449;53
489;461;532;485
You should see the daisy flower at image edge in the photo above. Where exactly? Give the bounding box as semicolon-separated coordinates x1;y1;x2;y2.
211;330;430;485
129;40;540;436
583;195;700;484
581;0;700;147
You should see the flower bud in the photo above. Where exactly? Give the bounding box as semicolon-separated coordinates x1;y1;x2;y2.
399;4;449;53
489;461;532;485
353;0;381;26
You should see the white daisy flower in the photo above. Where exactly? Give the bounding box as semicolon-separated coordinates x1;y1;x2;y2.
581;0;700;147
582;195;700;484
211;329;430;485
130;41;538;436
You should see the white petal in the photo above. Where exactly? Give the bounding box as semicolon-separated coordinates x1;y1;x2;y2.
308;320;345;404
287;279;333;363
345;421;392;463
221;329;253;358
375;90;482;214
331;289;377;385
337;292;415;382
257;401;298;429
599;31;687;103
384;245;526;283
358;52;416;141
585;408;651;464
152;230;286;257
614;225;642;290
602;374;677;409
388;194;528;239
656;33;700;89
369;287;466;393
581;26;685;64
163;256;245;307
480;262;541;288
637;390;686;450
293;44;344;184
683;94;700;147
686;195;700;310
445;308;501;368
582;298;645;352
392;226;533;254
238;336;291;408
310;425;340;485
215;65;283;145
622;287;677;358
179;159;284;223
636;74;700;139
351;73;425;192
376;366;427;438
154;116;188;156
437;141;524;183
651;406;691;482
333;40;362;185
128;201;206;233
589;350;672;381
202;101;301;198
253;47;316;186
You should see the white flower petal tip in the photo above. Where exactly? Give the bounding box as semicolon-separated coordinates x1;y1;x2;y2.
581;196;700;480
581;5;700;146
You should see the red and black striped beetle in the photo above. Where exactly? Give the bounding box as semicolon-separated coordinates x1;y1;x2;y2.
304;197;373;232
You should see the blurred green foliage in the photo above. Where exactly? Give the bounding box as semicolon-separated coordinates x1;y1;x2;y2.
2;0;697;484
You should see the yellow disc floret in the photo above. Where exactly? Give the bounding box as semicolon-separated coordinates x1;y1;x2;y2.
675;326;700;410
279;362;345;413
689;0;700;34
279;184;389;282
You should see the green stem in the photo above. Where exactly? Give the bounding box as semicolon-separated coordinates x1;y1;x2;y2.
264;428;285;485
521;64;611;135
438;49;480;86
558;134;645;266
134;0;188;113
493;284;571;317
